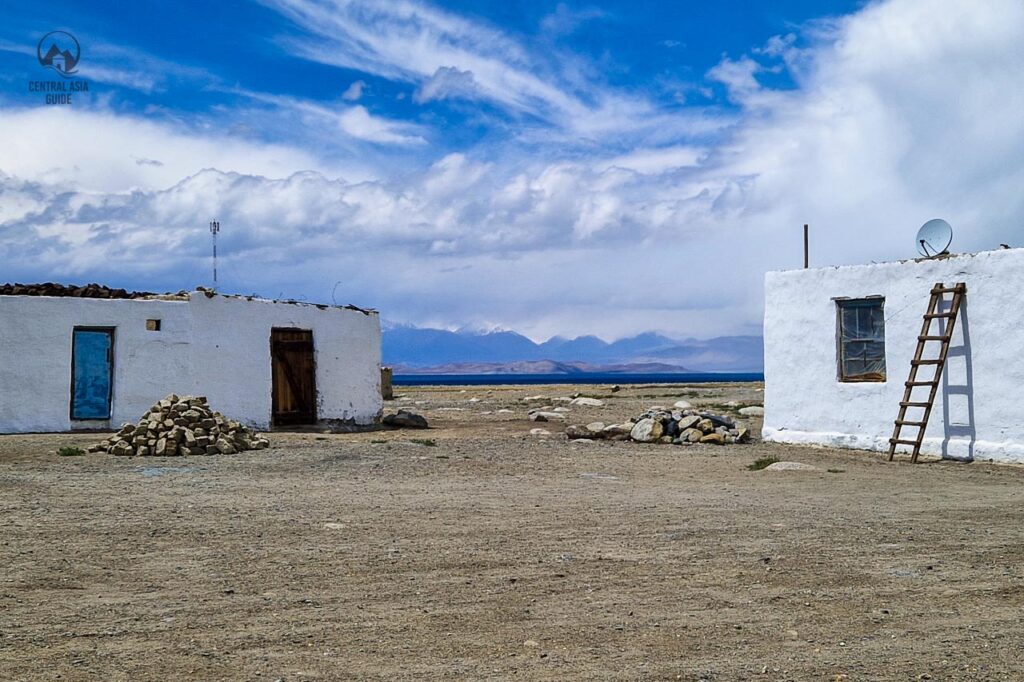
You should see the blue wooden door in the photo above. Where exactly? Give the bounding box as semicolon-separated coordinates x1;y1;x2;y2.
72;329;113;420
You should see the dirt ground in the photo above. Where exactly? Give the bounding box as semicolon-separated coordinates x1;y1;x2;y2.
2;382;1023;681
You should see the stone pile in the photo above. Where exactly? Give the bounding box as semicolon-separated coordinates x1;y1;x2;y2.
0;282;157;299
89;394;269;456
567;406;751;446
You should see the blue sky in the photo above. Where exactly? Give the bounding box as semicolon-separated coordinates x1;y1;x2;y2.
0;0;1022;340
2;0;857;162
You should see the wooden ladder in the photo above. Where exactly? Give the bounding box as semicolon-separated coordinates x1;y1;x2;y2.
888;282;966;463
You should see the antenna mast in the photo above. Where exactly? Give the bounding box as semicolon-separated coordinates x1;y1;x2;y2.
209;220;220;286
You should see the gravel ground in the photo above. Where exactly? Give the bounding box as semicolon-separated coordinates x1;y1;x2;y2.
1;382;1023;680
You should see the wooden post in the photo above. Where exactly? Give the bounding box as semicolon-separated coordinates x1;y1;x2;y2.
803;224;809;269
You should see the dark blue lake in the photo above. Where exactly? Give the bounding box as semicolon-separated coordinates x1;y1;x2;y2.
392;372;764;386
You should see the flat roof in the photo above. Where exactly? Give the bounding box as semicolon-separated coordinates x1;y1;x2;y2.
0;282;377;315
768;247;1021;276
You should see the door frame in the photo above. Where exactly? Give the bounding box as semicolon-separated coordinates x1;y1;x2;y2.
69;326;115;421
270;327;317;426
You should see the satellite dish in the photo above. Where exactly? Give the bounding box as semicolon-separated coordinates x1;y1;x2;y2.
916;218;953;258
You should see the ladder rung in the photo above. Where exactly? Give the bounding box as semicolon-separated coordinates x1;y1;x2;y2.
906;381;937;387
911;359;943;365
896;420;927;427
923;313;955;319
932;285;965;294
890;439;920;446
919;335;949;341
900;401;930;407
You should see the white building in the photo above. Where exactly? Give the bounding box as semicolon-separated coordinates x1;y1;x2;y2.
763;248;1024;464
0;287;382;433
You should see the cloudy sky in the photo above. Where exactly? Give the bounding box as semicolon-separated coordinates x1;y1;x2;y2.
1;0;1021;341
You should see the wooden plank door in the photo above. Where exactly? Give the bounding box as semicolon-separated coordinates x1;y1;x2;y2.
271;328;317;425
71;327;114;420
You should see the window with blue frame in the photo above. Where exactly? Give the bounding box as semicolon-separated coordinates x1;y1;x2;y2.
837;298;886;382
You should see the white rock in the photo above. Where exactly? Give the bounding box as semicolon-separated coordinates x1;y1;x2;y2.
739;406;765;416
522;395;549;402
496;409;513;414
763;462;820;472
677;415;701;430
530;411;566;421
553;406;571;413
673;400;693;409
630;417;664;443
529;428;551;436
602;424;632;438
566;422;609;440
570;397;604;407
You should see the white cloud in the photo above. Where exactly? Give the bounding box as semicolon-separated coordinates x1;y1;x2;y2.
701;0;1024;267
413;66;477;104
0;39;35;57
76;40;215;94
2;0;1024;341
341;80;365;100
261;0;717;143
539;4;607;36
337;105;426;145
264;0;553;113
225;88;428;147
706;56;763;103
596;145;705;174
0;107;323;192
0;148;733;287
76;65;161;93
755;33;796;58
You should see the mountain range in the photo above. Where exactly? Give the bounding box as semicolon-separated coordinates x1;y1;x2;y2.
383;326;763;374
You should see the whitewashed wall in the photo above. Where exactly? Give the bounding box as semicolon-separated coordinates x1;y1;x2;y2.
0;297;192;433
0;293;381;433
763;248;1024;463
188;293;381;429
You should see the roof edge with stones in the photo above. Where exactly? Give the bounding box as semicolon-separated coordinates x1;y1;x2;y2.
0;282;377;315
